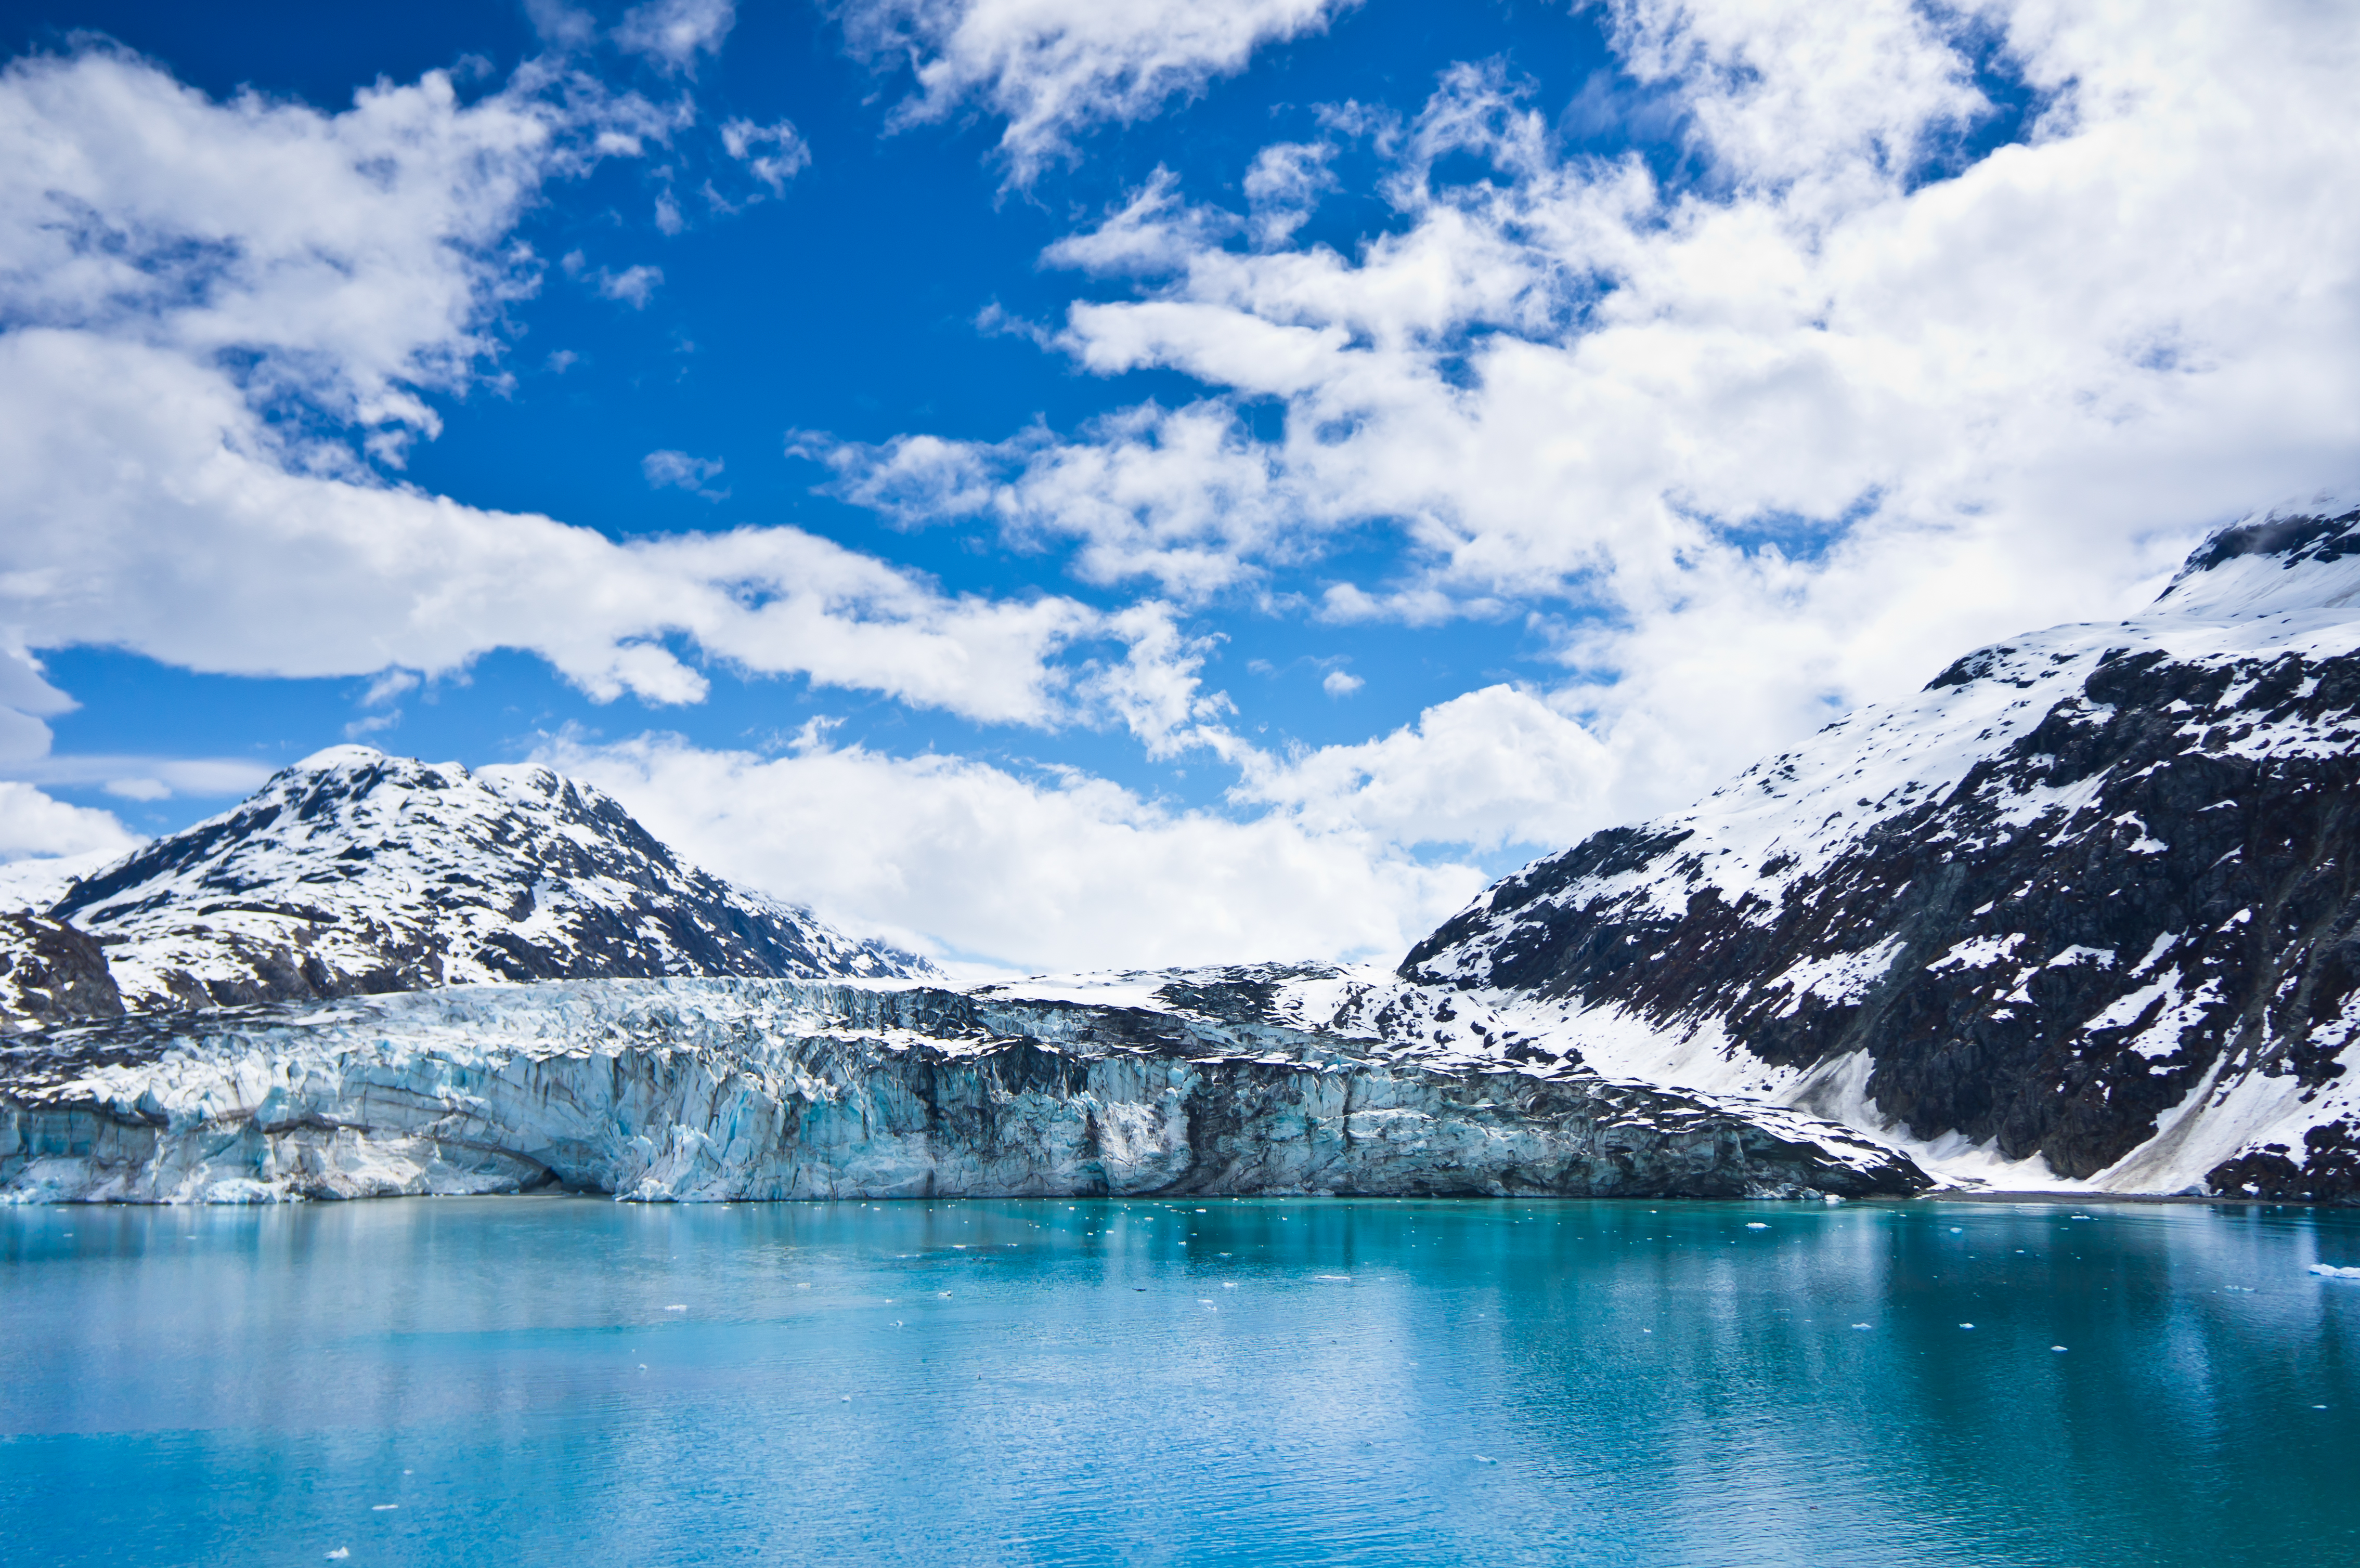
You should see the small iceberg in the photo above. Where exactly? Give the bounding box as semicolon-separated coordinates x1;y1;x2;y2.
1745;1222;1769;1230
2309;1263;2360;1279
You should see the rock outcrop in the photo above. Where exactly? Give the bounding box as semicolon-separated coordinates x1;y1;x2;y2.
0;914;122;1034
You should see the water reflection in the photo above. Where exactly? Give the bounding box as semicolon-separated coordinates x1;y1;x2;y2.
2;1196;2354;1566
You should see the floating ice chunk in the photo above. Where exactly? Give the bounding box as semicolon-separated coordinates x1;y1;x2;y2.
1959;1323;1975;1329
1317;1274;1351;1281
1745;1222;1769;1230
1950;1227;1963;1234
664;1304;686;1312
842;1394;852;1402
327;1551;349;1561
1222;1282;1238;1289
2310;1264;2360;1279
1850;1323;1873;1330
2052;1345;2068;1353
371;1504;398;1511
1473;1455;1497;1465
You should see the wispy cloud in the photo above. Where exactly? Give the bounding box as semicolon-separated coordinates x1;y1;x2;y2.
642;449;729;500
838;0;1356;184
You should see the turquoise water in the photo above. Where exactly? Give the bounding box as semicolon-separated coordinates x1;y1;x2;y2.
2;1197;2355;1566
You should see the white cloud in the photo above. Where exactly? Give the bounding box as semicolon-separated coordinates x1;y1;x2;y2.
0;326;1210;726
0;47;1222;755
1320;669;1361;697
1233;685;1611;853
720;116;812;193
592;262;665;307
0;781;141;862
0;648;74;769
642;448;728;498
4;753;275;798
615;0;737;75
536;683;1625;969
1243;140;1335;247
820;0;2360;835
539;728;1486;970
0;47;672;442
838;0;1354;183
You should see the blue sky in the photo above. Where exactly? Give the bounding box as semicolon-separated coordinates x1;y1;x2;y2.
8;1;1597;808
4;1;2358;968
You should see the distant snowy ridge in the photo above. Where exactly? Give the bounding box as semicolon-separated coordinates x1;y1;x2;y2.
4;746;928;1026
1406;501;2360;1203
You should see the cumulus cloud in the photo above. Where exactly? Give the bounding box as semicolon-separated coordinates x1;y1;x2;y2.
1233;685;1610;852
539;728;1487;970
0;781;142;863
0;46;1220;754
818;0;2360;829
838;0;1354;182
532;681;1621;969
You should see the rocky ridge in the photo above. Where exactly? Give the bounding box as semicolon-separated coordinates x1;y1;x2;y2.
1405;500;2360;1202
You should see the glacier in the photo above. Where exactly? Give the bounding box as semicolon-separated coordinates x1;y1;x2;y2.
0;972;1928;1204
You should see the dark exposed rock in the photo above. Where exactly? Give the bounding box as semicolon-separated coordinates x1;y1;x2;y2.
0;914;123;1033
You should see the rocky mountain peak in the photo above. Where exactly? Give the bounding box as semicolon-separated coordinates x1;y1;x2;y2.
2155;493;2360;617
38;745;929;1014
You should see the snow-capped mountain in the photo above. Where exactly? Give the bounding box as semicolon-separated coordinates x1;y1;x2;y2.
1405;498;2360;1203
38;746;930;1012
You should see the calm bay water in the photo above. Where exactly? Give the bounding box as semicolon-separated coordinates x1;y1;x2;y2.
2;1196;2355;1567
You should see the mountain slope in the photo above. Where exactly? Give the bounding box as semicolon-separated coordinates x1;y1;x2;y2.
1404;500;2360;1201
46;746;929;1010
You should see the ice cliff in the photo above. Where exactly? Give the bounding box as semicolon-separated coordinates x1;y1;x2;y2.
0;972;1927;1204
